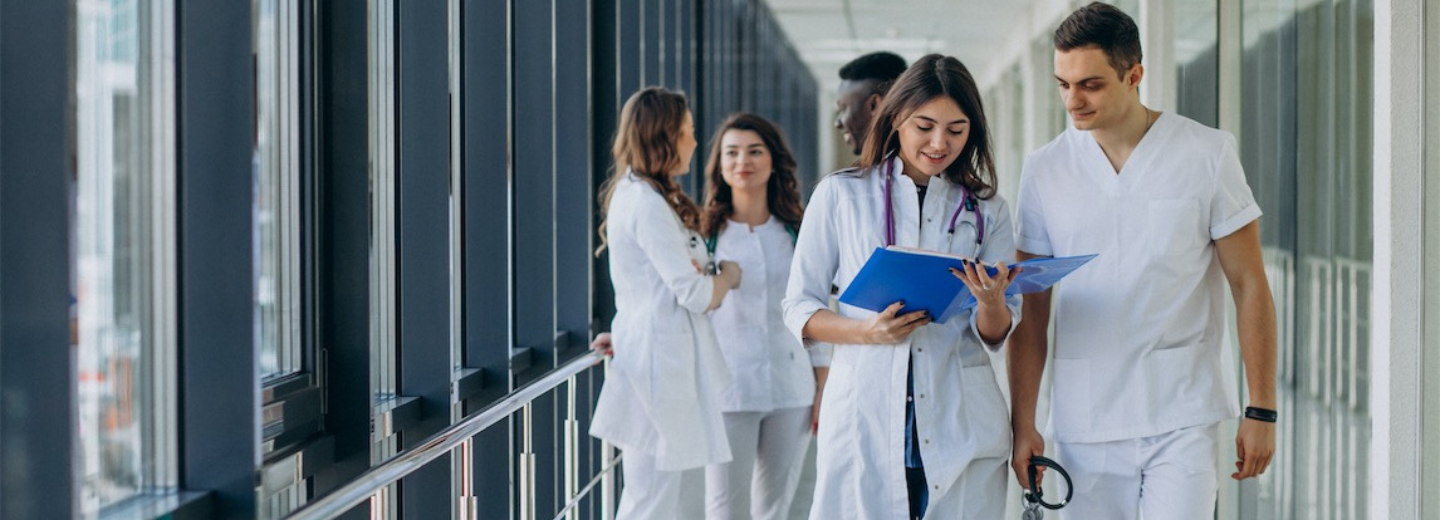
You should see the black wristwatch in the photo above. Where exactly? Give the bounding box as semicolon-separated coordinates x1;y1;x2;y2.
1244;406;1277;423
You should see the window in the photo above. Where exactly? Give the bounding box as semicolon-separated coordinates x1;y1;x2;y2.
256;0;305;381
1175;0;1219;127
73;0;178;513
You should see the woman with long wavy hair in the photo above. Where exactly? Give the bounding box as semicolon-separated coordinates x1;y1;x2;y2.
588;87;742;519
782;54;1022;519
696;113;817;520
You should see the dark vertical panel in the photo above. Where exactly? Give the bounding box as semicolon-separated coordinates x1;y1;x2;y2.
555;0;592;350
661;0;674;87
397;0;452;515
643;0;660;85
315;0;375;502
464;0;512;388
178;0;257;518
0;1;72;519
592;0;619;339
513;0;556;371
617;0;641;97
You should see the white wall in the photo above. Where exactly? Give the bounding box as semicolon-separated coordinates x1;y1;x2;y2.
1373;0;1427;517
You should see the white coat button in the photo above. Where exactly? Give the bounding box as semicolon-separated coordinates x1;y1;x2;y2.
917;347;924;352
919;393;925;399
924;439;930;444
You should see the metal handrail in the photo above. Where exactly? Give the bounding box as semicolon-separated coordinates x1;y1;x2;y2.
284;352;605;520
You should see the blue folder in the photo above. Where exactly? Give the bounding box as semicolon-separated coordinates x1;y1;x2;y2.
837;247;1098;324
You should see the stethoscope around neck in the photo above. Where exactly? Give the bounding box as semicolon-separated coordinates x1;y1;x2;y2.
880;156;985;250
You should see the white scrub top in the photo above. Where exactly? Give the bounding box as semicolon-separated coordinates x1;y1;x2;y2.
783;157;1021;519
707;217;819;413
589;172;733;472
1014;112;1262;444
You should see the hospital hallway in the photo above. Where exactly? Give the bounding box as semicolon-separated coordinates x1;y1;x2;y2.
2;0;1438;518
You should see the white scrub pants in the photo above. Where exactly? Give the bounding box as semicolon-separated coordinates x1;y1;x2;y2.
616;450;705;520
704;406;811;520
1053;423;1220;520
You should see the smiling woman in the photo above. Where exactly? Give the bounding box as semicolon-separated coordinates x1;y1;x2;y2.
785;53;1021;520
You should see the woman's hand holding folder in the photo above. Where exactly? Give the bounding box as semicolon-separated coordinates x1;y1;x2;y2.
861;301;932;344
948;259;1021;309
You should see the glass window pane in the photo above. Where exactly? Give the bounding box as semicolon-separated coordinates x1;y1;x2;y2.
255;0;302;380
74;0;175;512
1175;0;1219;127
1237;0;1372;517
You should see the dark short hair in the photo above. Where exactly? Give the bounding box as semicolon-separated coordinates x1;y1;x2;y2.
838;52;908;89
1054;2;1142;77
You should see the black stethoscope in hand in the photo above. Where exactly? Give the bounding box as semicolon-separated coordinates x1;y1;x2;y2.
1022;456;1073;520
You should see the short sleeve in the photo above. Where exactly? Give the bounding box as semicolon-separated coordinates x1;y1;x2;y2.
1208;134;1263;240
1013;155;1053;256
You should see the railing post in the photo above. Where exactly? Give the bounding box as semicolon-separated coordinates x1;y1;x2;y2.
564;376;579;520
600;360;617;520
519;402;536;520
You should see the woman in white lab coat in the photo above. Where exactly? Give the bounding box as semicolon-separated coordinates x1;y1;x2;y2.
697;113;821;520
781;54;1022;520
589;87;744;520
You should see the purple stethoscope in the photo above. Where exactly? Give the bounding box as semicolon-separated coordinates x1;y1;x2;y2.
880;158;985;252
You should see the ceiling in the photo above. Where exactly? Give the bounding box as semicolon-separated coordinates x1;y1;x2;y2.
765;0;1046;92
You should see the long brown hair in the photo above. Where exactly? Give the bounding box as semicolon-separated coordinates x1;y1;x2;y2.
857;54;998;199
596;87;701;256
700;113;804;239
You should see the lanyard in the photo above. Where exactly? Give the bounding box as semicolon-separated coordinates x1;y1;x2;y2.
881;158;984;248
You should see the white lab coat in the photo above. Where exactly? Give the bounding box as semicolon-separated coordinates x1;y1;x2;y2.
708;217;817;413
590;172;733;472
783;158;1021;519
1014;112;1258;444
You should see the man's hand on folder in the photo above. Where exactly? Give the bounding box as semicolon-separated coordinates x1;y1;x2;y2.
862;301;931;344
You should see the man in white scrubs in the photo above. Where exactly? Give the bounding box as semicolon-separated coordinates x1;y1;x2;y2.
1008;4;1278;519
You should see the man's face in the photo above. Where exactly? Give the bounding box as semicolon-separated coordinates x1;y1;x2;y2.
1054;46;1142;132
834;79;879;155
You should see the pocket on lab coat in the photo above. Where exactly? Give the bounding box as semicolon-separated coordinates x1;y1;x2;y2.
1145;342;1212;410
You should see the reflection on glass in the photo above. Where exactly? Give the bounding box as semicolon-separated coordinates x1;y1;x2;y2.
255;0;301;380
1239;0;1373;518
75;0;150;512
1175;0;1219;126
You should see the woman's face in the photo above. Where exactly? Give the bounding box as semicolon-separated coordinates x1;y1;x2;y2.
895;96;970;178
719;129;772;195
671;111;698;176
